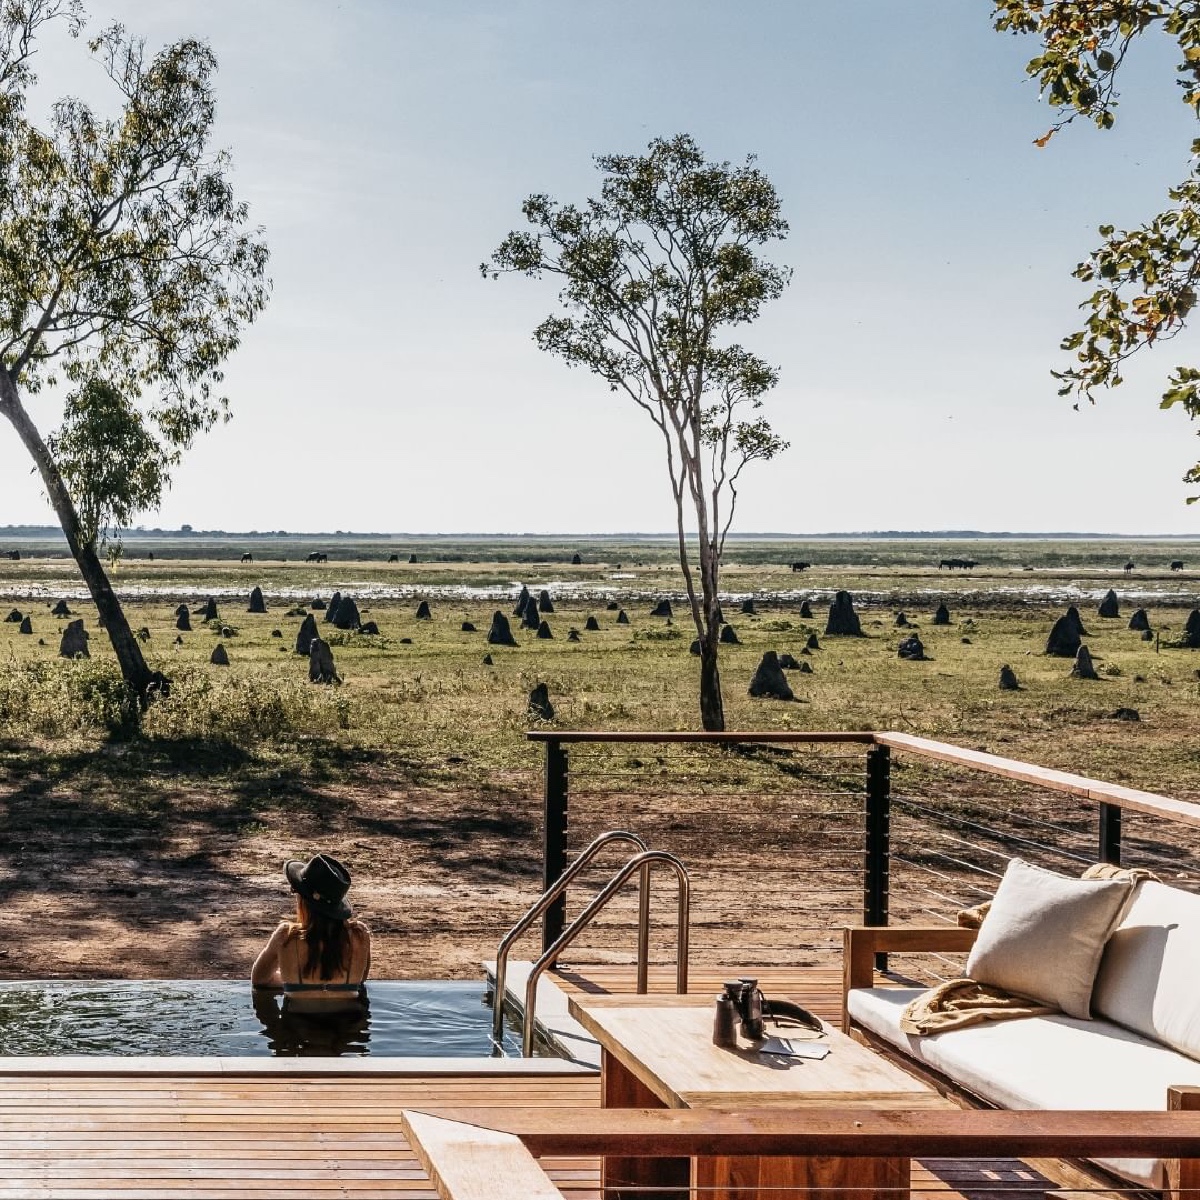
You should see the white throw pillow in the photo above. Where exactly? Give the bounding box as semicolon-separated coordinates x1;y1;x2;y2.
965;859;1131;1019
1092;880;1200;1061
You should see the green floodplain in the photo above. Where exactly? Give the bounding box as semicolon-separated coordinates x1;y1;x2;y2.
1;533;1198;798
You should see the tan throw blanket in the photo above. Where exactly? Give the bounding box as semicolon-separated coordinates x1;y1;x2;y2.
898;978;1055;1035
898;864;1158;1036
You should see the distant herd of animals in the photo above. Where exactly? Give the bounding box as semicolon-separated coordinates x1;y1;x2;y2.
1;546;1191;574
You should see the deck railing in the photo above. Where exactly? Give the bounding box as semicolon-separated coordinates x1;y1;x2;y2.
527;729;1200;975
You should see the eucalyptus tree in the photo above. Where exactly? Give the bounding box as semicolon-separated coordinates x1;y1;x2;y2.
486;134;789;731
0;1;270;702
994;0;1200;499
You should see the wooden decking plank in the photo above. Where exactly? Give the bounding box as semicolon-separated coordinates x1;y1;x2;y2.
0;1071;594;1197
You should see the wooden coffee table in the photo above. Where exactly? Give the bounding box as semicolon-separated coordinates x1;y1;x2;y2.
569;994;949;1200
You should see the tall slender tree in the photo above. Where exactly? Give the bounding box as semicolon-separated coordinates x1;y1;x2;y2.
0;1;269;702
486;134;789;730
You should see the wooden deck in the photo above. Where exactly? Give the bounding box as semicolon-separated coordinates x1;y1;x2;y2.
0;1072;600;1199
0;966;1083;1198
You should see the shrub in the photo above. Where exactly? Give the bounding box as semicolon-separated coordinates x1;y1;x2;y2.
0;660;350;744
634;627;682;642
142;668;351;742
0;659;137;737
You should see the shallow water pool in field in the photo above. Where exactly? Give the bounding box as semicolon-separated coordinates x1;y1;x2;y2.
0;980;535;1058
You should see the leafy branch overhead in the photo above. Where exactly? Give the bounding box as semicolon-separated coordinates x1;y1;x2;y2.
485;134;790;730
993;0;1200;499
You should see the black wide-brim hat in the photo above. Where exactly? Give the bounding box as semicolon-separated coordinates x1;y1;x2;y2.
285;853;352;920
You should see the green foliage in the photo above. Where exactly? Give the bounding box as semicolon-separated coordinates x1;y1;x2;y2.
141;668;351;741
993;0;1200;499
48;378;170;549
633;625;682;641
0;656;350;743
0;11;270;412
0;657;136;736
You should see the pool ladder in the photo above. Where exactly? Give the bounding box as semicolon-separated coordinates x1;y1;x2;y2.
488;830;690;1056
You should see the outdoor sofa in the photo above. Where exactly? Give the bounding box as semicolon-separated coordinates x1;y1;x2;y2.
844;874;1200;1192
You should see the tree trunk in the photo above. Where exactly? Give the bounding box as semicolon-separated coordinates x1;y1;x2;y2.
0;372;157;705
699;638;725;731
695;516;725;733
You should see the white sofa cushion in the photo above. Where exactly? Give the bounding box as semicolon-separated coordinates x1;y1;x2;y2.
964;859;1131;1019
1093;880;1200;1061
848;985;1200;1189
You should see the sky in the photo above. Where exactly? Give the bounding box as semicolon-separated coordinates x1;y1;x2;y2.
3;0;1200;535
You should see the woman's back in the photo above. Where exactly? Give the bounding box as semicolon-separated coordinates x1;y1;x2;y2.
277;918;371;989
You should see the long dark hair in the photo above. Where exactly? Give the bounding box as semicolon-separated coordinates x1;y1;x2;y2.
296;898;351;980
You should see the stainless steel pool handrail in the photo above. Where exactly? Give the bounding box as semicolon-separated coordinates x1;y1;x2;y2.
490;830;648;1048
521;849;690;1056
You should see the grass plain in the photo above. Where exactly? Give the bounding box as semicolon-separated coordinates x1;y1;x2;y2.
0;536;1198;981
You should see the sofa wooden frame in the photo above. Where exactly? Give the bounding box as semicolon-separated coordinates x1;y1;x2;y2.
843;924;1200;1200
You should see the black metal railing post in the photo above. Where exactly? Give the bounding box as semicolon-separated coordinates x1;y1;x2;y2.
864;744;891;972
1098;801;1122;866
542;739;570;951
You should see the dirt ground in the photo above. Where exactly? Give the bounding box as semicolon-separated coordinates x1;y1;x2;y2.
0;747;875;982
0;765;553;981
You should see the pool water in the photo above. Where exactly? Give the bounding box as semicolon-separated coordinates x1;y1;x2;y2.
0;981;533;1058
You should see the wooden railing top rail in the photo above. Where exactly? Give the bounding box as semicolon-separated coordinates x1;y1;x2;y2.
876;731;1200;830
406;1103;1200;1159
526;730;876;744
524;728;1200;830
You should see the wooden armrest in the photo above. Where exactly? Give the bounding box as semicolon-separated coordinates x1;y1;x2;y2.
843;925;979;994
402;1111;561;1200
1169;1087;1200;1200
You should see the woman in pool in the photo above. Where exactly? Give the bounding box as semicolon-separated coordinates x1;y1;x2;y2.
252;854;371;1010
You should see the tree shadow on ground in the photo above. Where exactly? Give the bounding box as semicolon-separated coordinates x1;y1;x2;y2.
0;732;543;977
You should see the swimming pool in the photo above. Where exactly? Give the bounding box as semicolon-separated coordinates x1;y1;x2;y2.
0;980;537;1057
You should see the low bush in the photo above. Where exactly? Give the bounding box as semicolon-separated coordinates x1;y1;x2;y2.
0;659;136;737
0;660;351;743
142;668;351;741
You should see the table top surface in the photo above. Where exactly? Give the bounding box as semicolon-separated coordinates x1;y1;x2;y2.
569;994;949;1110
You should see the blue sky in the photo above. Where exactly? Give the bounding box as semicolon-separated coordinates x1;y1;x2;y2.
3;0;1200;534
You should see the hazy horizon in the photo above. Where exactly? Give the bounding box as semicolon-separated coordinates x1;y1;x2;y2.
4;525;1200;543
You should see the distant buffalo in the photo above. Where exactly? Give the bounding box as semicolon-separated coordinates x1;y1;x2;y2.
790;561;811;572
1171;560;1185;571
240;553;253;563
4;549;20;561
1123;561;1135;573
939;558;976;570
305;552;328;564
387;553;399;563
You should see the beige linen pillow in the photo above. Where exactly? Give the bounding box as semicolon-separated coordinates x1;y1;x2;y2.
965;858;1131;1019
